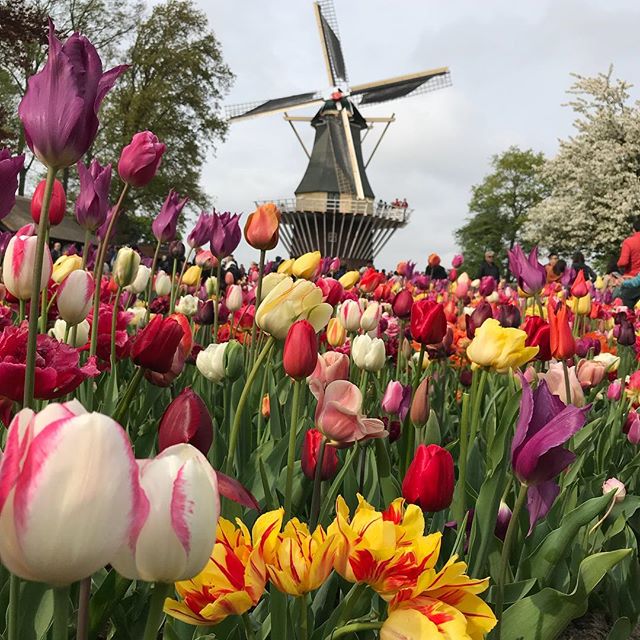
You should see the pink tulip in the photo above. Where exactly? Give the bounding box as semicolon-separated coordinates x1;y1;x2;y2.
111;443;219;582
315;380;387;447
0;401;142;585
338;299;363;332
607;380;623;401
307;351;350;399
57;269;95;325
2;224;52;300
625;410;640;445
118;131;166;188
576;359;606;389
452;254;464;268
538;362;585;406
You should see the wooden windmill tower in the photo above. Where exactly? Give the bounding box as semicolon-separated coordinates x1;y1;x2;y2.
225;0;451;267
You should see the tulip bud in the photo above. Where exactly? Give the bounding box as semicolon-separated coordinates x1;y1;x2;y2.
244;202;281;250
410;377;430;426
360;301;382;332
570;269;589;298
301;429;339;480
2;224;52;300
452;254;464;268
326;317;346;347
351;334;386;373
498;304;521;329
194;299;215;325
57;269;94;325
392;289;413;319
460;369;473;388
111;444;219;582
126;265;151;295
113;247;141;288
175;294;199;317
339;299;363;332
158;387;213;456
317;277;343;306
261;394;271;418
131;315;185;374
283;320;318;380
223;339;244;381
465;301;493;339
205;276;218;297
226;284;243;312
494;501;512;540
292;250;321;280
31;178;66;225
339;270;360;289
410;300;447;345
50;318;90;347
602;477;626;502
607;380;622;401
118;131;166;188
196;342;228;383
625;410;640;444
402;444;455;512
155;270;172;296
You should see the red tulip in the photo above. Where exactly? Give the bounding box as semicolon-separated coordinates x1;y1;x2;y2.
316;277;343;306
283;320;318;380
158;387;213;455
392;289;413;319
570;269;589;298
523;315;551;361
410;299;447;345
548;301;575;360
301;429;339;480
31;178;66;225
402;444;454;512
131;315;184;374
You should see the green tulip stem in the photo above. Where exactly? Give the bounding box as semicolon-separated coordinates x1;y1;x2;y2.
309;436;327;530
52;586;69;640
562;359;573;405
7;574;19;640
23;165;57;409
39;227;50;334
249;249;266;366
452;392;471;525
212;259;223;343
113;367;145;425
110;286;123;369
495;482;529;639
297;595;309;640
80;228;91;270
225;336;275;475
76;577;91;640
467;367;488;449
144;239;162;323
141;582;173;640
168;257;178;314
284;378;303;519
89;182;129;360
241;612;256;640
18;299;25;324
172;246;194;315
327;621;384;639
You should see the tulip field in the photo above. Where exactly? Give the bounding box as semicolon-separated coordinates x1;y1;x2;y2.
2;18;640;640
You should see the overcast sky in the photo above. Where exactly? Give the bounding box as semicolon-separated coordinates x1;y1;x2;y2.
193;0;640;270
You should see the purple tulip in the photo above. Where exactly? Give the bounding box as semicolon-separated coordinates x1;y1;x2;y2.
152;190;188;243
494;501;512;541
158;387;213;455
508;244;546;294
479;276;496;297
512;376;589;532
19;20;128;168
75;159;111;231
210;210;241;259
193;299;214;325
498;304;521;328
187;211;213;248
465;301;494;339
0;149;25;219
97;205;117;243
0;230;13;257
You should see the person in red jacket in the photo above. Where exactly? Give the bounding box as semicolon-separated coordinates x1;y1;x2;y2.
618;217;640;277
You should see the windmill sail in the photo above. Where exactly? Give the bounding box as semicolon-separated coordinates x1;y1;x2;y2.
314;0;348;84
225;91;323;121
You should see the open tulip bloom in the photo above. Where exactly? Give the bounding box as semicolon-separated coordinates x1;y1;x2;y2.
1;13;639;638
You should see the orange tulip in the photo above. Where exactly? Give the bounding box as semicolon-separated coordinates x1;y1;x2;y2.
244;203;281;250
548;300;575;360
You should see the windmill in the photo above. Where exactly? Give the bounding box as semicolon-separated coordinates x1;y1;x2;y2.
225;0;451;267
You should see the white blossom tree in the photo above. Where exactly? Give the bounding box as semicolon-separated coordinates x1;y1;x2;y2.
525;67;640;263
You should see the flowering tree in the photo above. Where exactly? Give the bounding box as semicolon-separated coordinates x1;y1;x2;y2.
525;67;640;262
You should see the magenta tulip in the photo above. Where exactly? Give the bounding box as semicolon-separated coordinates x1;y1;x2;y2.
158;387;213;455
118;131;166;187
18;20;127;168
210;211;241;259
508;244;546;294
152;190;188;243
0;149;25;219
75;159;111;231
187;212;213;249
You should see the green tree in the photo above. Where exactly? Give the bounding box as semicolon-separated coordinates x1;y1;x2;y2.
95;0;233;244
455;146;549;277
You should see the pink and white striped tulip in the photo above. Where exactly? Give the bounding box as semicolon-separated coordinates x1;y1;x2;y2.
1;224;52;300
57;268;95;326
225;284;243;312
110;443;220;583
338;299;363;332
0;401;143;585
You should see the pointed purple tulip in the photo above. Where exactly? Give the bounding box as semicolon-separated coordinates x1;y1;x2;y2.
0;149;25;220
187;211;213;249
152;190;188;243
210;210;241;259
508;244;546;294
75;159;111;231
18;20;128;168
512;376;590;532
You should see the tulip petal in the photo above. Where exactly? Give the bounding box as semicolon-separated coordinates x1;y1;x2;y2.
527;481;559;534
215;471;260;511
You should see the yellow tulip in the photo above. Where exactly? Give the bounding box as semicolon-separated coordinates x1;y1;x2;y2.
326;317;346;347
466;318;538;373
338;270;360;289
164;517;267;625
181;265;202;287
292;250;321;280
567;291;591;316
277;258;295;275
255;277;332;339
594;275;605;290
52;254;82;284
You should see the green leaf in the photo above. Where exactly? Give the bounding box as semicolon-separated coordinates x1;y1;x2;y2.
88;571;132;640
16;581;54;640
501;550;632;640
519;493;613;583
607;617;632;640
487;578;537;605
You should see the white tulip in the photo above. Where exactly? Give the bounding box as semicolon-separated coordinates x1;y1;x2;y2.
351;334;386;372
50;318;90;347
175;294;199;317
126;265;151;294
196;342;228;382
